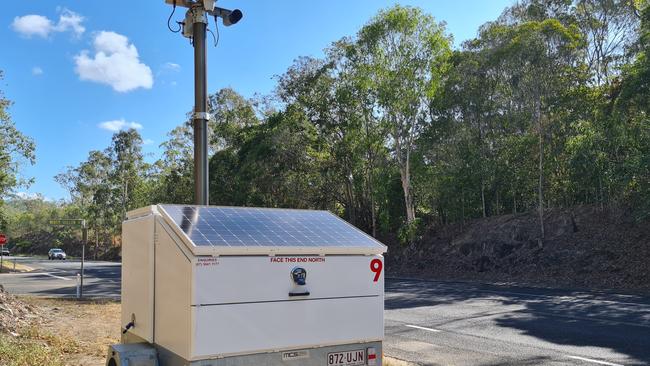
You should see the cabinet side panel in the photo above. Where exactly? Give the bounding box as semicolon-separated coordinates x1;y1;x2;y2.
192;296;383;359
154;219;192;360
121;215;154;342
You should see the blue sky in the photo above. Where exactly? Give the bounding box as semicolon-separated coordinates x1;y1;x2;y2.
1;0;513;201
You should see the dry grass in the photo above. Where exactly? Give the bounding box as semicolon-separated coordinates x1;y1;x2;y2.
0;332;65;366
384;357;417;366
2;297;121;366
0;261;33;273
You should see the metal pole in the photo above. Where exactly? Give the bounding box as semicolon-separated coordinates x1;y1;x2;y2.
81;222;87;299
193;6;210;206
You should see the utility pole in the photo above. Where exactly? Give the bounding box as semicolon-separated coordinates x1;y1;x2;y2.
49;219;86;299
164;0;243;206
81;220;87;298
192;5;210;206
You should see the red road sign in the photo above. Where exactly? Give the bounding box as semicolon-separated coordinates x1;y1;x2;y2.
0;234;6;245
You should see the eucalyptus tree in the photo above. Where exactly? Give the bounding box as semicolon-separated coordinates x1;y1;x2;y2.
208;88;259;151
575;0;640;85
109;129;146;219
276;51;367;226
155;123;194;204
501;0;640;85
0;71;36;229
612;3;650;218
486;19;585;239
343;40;392;236
55;149;116;256
355;5;452;224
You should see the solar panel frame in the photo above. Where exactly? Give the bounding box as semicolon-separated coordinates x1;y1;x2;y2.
156;204;387;256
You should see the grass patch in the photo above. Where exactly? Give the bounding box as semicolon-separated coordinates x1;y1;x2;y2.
0;332;66;366
20;297;121;365
384;357;417;366
1;296;120;366
0;261;33;273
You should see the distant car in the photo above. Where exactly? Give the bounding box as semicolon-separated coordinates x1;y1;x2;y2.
0;248;10;256
48;248;67;260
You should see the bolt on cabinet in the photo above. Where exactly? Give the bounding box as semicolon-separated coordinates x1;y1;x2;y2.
121;205;387;365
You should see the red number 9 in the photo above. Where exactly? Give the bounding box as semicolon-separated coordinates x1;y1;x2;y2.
370;259;383;282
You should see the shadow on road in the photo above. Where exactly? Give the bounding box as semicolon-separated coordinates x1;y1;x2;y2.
29;263;121;299
385;279;472;310
386;279;650;366
495;295;650;366
32;281;120;299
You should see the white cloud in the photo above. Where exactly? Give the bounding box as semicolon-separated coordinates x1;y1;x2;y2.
143;138;155;145
11;15;52;38
32;67;43;76
11;9;85;38
98;119;143;132
74;31;153;92
162;62;180;71
55;9;85;36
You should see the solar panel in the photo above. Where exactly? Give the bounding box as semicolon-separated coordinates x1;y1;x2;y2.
159;205;385;251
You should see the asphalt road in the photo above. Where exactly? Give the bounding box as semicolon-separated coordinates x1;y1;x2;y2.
0;256;120;299
1;259;649;365
384;279;650;366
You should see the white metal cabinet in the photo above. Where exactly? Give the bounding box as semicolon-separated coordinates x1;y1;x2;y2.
121;205;387;364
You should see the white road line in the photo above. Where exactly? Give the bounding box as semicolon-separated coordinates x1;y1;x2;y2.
567;355;624;366
42;273;72;281
405;324;442;333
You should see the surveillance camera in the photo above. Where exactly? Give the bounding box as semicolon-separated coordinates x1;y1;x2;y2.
214;7;243;27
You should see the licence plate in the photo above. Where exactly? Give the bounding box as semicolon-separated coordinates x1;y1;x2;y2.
327;350;366;366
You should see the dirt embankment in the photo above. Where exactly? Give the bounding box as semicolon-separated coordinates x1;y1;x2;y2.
387;205;650;292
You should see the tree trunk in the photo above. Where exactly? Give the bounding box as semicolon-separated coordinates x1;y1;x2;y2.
363;113;377;237
122;177;128;220
536;93;545;241
461;190;466;225
598;175;604;211
345;175;356;225
481;181;487;218
394;123;416;224
366;172;376;237
94;227;99;260
400;167;416;223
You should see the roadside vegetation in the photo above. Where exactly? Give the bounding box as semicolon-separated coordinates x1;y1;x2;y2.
0;287;120;366
0;1;648;286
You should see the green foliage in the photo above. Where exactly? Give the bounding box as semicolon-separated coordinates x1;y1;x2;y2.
3;1;644;252
355;6;452;224
397;218;424;246
0;71;36;231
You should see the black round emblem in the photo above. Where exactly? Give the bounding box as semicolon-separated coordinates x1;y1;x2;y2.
291;267;307;285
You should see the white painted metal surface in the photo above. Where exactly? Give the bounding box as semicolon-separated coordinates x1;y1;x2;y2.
122;205;386;362
121;215;155;343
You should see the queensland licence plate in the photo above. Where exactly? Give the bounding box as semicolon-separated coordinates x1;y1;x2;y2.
327;349;366;366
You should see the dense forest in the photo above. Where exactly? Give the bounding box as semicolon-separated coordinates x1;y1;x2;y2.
1;0;648;258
